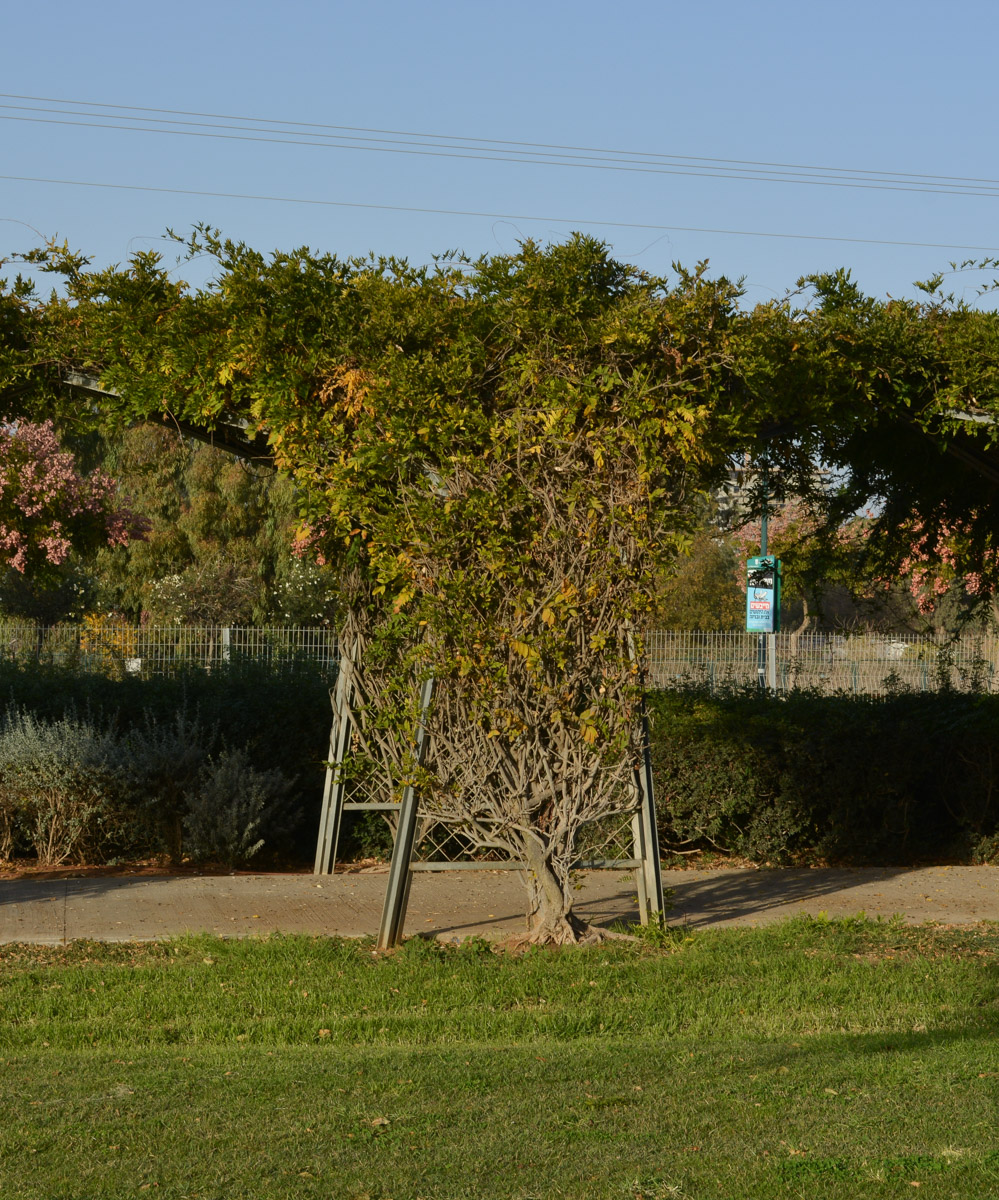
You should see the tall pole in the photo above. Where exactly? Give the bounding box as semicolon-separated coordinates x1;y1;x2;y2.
758;458;769;693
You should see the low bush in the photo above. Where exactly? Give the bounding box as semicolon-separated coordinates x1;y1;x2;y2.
0;657;332;864
0;707;137;866
183;746;298;868
123;708;221;862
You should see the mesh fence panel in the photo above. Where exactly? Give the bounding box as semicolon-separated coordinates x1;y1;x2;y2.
643;629;999;696
0;620;338;678
1;620;993;696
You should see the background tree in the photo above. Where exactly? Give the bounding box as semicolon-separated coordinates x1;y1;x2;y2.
0;418;144;619
757;269;999;608
89;424;337;625
713;268;999;637
648;499;745;631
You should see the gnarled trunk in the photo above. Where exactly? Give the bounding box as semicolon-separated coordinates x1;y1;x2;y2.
521;833;606;945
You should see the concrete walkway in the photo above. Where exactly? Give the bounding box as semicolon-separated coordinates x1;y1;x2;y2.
1;864;997;945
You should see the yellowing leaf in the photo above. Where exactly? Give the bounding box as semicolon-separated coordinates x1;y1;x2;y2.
392;588;414;613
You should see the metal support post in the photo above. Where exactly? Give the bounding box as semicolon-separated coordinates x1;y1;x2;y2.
377;677;435;950
626;628;665;923
631;812;649;923
313;650;355;875
633;704;665;921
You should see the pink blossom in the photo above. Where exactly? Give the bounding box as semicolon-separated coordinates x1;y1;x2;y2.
0;420;146;573
891;517;997;614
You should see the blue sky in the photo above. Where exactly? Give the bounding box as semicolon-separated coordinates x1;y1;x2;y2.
2;0;998;305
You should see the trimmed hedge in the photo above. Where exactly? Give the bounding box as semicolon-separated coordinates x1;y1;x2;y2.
0;658;330;785
6;658;998;869
648;689;999;865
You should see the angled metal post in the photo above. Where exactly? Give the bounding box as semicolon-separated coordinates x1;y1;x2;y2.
634;704;665;920
631;811;650;924
627;629;665;922
313;648;355;875
377;677;435;949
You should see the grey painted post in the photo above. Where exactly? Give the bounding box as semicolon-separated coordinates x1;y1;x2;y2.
625;631;665;922
767;632;778;694
377;677;436;950
313;651;355;875
757;458;770;694
634;706;665;921
631;812;650;924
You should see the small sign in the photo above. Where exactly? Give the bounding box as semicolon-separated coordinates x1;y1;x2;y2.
746;556;781;633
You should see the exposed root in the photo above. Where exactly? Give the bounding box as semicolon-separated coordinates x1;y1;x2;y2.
508;912;637;949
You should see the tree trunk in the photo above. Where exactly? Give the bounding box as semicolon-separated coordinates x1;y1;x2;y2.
520;833;594;945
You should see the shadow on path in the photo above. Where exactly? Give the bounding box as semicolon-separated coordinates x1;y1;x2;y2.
663;867;917;927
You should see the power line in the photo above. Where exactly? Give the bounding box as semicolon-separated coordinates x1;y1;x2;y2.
2;90;995;190
2;97;999;201
7;101;922;187
4;172;999;254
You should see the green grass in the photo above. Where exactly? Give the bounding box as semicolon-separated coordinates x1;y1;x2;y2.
1;917;998;1198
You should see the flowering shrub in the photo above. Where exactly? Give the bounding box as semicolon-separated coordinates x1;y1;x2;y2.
0;420;145;577
271;556;338;625
79;613;141;675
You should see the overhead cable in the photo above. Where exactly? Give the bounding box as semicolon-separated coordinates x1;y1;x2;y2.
4;172;999;254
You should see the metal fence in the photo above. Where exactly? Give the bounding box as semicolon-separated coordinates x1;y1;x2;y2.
644;630;999;696
1;620;994;695
0;621;338;678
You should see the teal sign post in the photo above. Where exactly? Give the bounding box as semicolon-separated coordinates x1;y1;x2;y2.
746;555;781;634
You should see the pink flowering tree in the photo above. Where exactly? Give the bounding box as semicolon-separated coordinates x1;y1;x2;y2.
895;518;998;622
0;420;144;583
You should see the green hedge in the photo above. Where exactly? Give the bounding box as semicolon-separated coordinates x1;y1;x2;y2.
0;658;331;782
648;689;999;865
8;660;999;869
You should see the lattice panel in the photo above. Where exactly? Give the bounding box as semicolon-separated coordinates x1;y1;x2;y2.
572;806;641;865
412;817;515;864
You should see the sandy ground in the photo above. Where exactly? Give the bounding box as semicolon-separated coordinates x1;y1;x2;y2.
1;863;997;945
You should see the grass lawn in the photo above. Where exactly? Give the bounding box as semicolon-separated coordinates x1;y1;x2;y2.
1;916;998;1199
